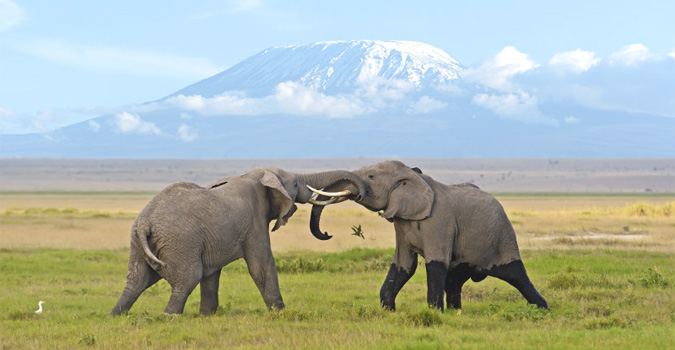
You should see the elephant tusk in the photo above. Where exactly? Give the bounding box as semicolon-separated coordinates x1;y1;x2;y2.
306;185;352;198
308;197;348;206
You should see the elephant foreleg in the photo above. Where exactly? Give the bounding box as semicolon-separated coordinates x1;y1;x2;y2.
244;248;284;311
199;269;222;315
426;261;448;311
488;259;550;310
380;253;418;311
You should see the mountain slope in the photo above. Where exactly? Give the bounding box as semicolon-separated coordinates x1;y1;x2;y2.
172;40;463;97
1;40;673;158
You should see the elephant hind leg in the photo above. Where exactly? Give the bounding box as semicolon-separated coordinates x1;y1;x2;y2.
445;265;472;310
488;260;549;310
199;269;222;315
163;264;203;314
110;259;161;316
164;280;201;314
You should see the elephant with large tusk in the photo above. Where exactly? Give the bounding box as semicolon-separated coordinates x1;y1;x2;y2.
308;160;549;312
110;167;366;316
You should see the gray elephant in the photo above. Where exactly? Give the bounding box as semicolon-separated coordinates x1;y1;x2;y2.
309;160;549;311
110;167;364;316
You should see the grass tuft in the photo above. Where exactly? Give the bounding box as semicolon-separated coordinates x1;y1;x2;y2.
636;266;670;288
582;315;631;330
491;304;551;322
401;308;444;327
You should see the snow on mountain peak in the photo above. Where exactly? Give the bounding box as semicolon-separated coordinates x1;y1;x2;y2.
174;40;463;98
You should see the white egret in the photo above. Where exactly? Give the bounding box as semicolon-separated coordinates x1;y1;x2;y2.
35;301;45;314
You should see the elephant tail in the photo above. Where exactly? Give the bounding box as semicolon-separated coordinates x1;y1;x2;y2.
134;221;167;271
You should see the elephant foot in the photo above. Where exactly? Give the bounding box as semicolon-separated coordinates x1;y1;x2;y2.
488;260;550;310
267;301;285;312
380;299;396;311
199;305;219;315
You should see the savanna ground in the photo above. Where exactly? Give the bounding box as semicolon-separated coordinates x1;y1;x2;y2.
1;190;673;349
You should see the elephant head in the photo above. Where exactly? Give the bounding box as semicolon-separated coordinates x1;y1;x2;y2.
309;160;433;238
209;167;369;236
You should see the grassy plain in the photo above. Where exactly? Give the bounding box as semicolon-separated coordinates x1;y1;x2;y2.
0;192;674;349
0;192;673;252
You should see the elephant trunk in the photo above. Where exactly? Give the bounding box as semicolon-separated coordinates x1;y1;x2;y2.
298;171;367;202
298;171;367;241
310;204;329;240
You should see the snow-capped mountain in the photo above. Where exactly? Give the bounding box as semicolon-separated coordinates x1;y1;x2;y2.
173;40;463;97
1;40;673;158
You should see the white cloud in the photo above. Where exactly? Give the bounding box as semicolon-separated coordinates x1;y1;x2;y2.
472;91;557;125
0;107;16;133
31;110;56;134
273;81;368;117
407;96;447;114
564;115;581;124
0;108;67;134
177;124;197;142
0;107;15;119
355;78;415;106
18;40;224;80
0;0;24;33
88;120;101;132
115;112;161;135
464;46;539;91
608;44;653;66
229;0;264;12
549;49;601;73
166;81;370;118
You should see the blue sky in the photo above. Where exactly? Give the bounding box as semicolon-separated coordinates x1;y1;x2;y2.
1;0;674;134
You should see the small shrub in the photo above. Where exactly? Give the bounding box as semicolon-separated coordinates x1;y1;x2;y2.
623;201;674;217
402;308;443;327
355;305;386;320
8;310;35;321
582;315;630;330
267;308;316;322
62;207;79;213
79;334;96;346
490;304;550;322
637;266;669;288
548;272;581;290
548;271;617;290
275;257;324;273
581;303;613;317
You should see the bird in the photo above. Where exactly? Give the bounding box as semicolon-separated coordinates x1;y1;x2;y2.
35;301;45;314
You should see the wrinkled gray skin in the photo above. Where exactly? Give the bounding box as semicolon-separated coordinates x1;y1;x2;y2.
310;160;549;311
110;167;365;316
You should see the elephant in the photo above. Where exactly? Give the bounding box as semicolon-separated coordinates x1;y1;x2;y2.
110;166;365;316
309;160;549;312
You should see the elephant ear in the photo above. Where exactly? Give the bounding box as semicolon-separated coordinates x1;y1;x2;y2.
381;174;434;221
260;170;294;232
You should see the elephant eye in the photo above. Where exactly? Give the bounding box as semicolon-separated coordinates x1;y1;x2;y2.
368;175;374;179
402;181;407;186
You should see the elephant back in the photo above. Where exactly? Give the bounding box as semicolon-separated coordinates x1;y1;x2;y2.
447;185;522;270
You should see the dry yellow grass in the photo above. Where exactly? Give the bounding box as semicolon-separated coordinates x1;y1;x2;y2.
0;193;673;252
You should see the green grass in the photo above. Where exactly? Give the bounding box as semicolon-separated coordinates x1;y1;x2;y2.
1;248;673;349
